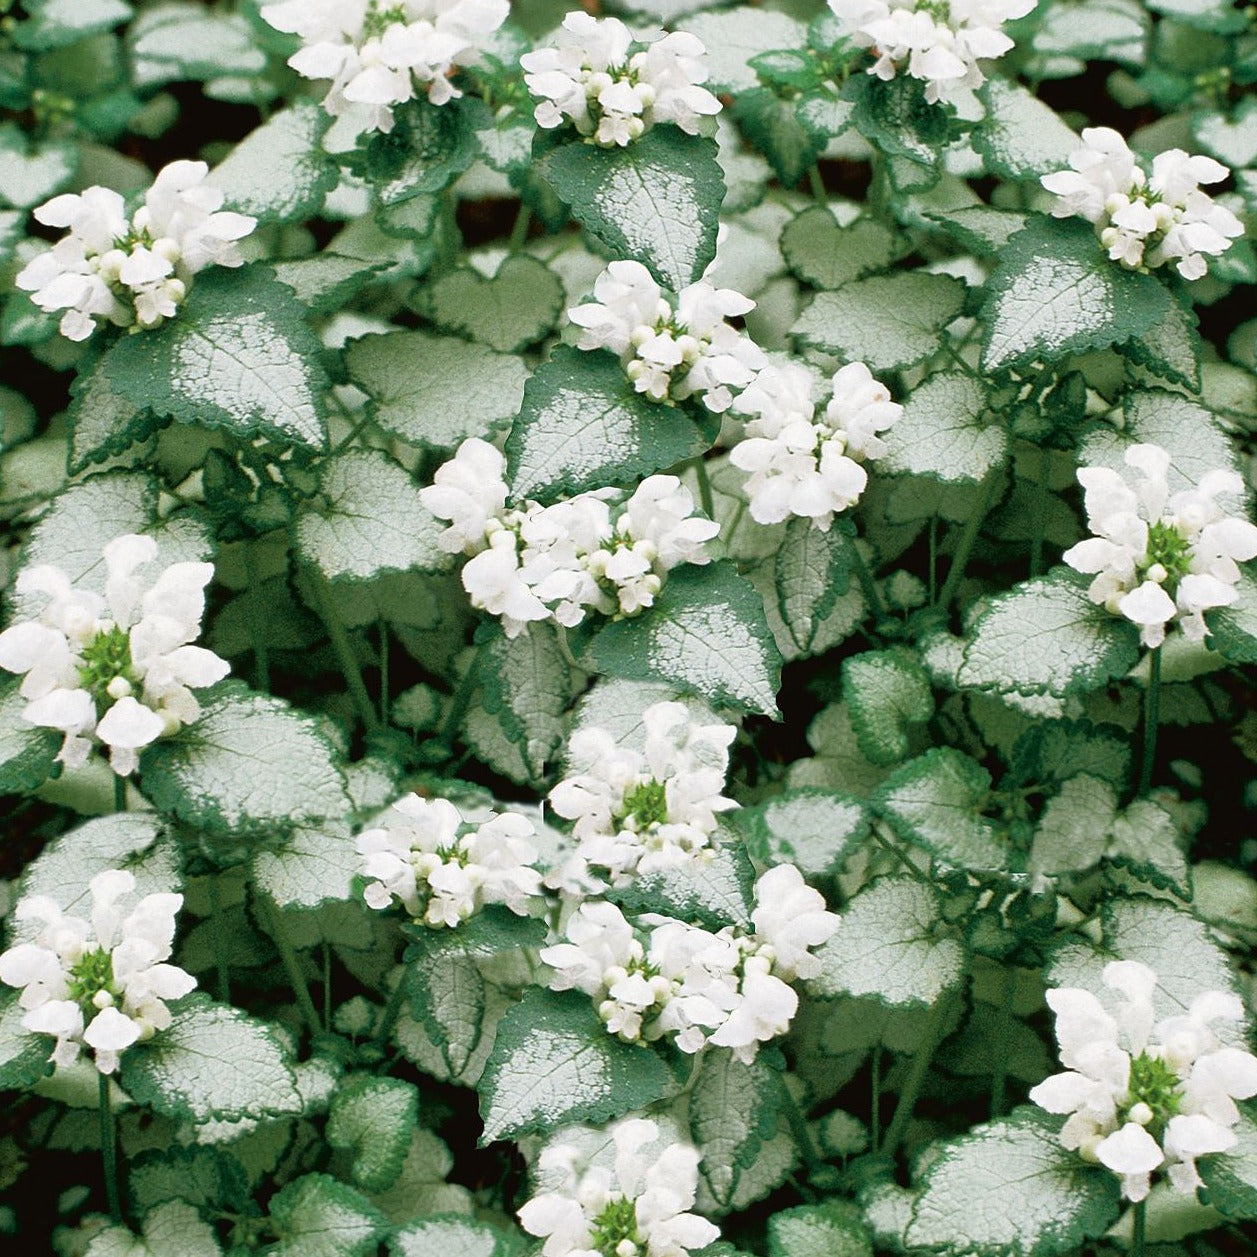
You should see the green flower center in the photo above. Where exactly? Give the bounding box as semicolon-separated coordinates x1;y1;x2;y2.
67;946;117;1010
364;2;409;38
78;625;138;712
590;1195;643;1257
1142;519;1193;593
1123;1050;1183;1135
619;779;669;830
915;0;953;21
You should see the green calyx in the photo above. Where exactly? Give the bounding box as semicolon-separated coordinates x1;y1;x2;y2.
590;1195;643;1257
364;2;409;39
77;625;139;712
1142;520;1193;593
67;947;118;1010
619;778;670;831
1124;1050;1183;1134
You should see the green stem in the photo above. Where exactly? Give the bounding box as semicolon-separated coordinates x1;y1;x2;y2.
438;653;481;745
307;568;380;734
378;621;390;727
1029;448;1049;578
807;163;827;205
938;473;996;611
375;970;409;1046
928;517;938;606
1132;1199;1147;1257
989;967;1012;1120
870;1045;882;1154
1138;645;1162;797
869;824;931;886
781;1084;826;1176
261;896;322;1037
113;773;127;814
849;541;887;622
882;996;952;1160
688;456;715;520
331;412;373;456
245;548;270;692
322;943;332;1034
508;202;532;252
98;1072;121;1224
209;877;230;1005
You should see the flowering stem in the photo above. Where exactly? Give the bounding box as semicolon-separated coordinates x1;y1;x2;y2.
686;456;715;520
1132;1199;1147;1257
870;1045;882;1153
938;472;996;611
322;943;333;1033
989;966;1012;1119
807;164;827;205
869;823;930;885
375;969;409;1047
1138;645;1162;797
260;896;322;1038
438;652;482;747
849;542;887;623
112;774;127;815
780;1082;826;1177
378;621;390;727
508;203;532;252
306;568;381;735
928;518;938;606
882;995;952;1160
209;876;231;1005
98;1072;122;1224
1029;448;1050;578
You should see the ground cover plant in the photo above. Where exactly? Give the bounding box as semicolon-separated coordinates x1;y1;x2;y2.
2;0;1257;1254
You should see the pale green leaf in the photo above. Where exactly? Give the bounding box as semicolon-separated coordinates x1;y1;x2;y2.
477;989;674;1144
1029;774;1120;876
267;1173;386;1257
420;254;564;353
207;103;335;224
690;1051;785;1211
880;372;1005;485
103;267;329;450
67;354;161;475
1031;0;1149;65
809;877;966;1007
732;788;869;878
11;0;132;51
251;821;357;910
542;128;724;291
677;9;809;92
296;450;446;582
981;219;1170;374
120;995;301;1123
85;1201;222;1257
591;561;782;717
270;254;384;313
390;1216;506;1257
906;1109;1120;1256
768;1201;872;1257
874;749;1006;869
780;207;900;290
773;519;857;658
129;6;265;88
141;682;349;835
843;650;934;766
975;80;1080;180
507;345;709;502
793;272;966;372
0;675;60;792
0;124;77;209
0;989;52;1089
1199;1104;1257;1220
612;835;756;930
327;1075;419;1193
345;329;527;450
959;574;1140;698
1192;97;1257;171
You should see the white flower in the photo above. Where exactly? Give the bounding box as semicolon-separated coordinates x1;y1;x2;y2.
569;261;766;414
0;871;195;1075
518;1118;720;1257
730;361;901;529
357;793;543;928
521;12;721;148
0;535;229;776
262;0;508;134
829;0;1035;105
1063;444;1257;649
1031;960;1257;1201
548;702;737;886
750;864;841;981
15;162;254;341
1042;128;1244;280
421;442;718;637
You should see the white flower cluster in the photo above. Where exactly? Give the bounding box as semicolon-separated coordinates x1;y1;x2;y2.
261;0;508;133
730;360;902;531
0;535;230;776
420;439;719;638
1064;443;1257;649
521;12;721;148
542;866;839;1062
1031;960;1257;1202
15;161;255;342
828;0;1035;105
570;261;767;414
1041;127;1245;280
548;701;737;889
356;793;543;928
0;871;195;1075
519;1118;719;1257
